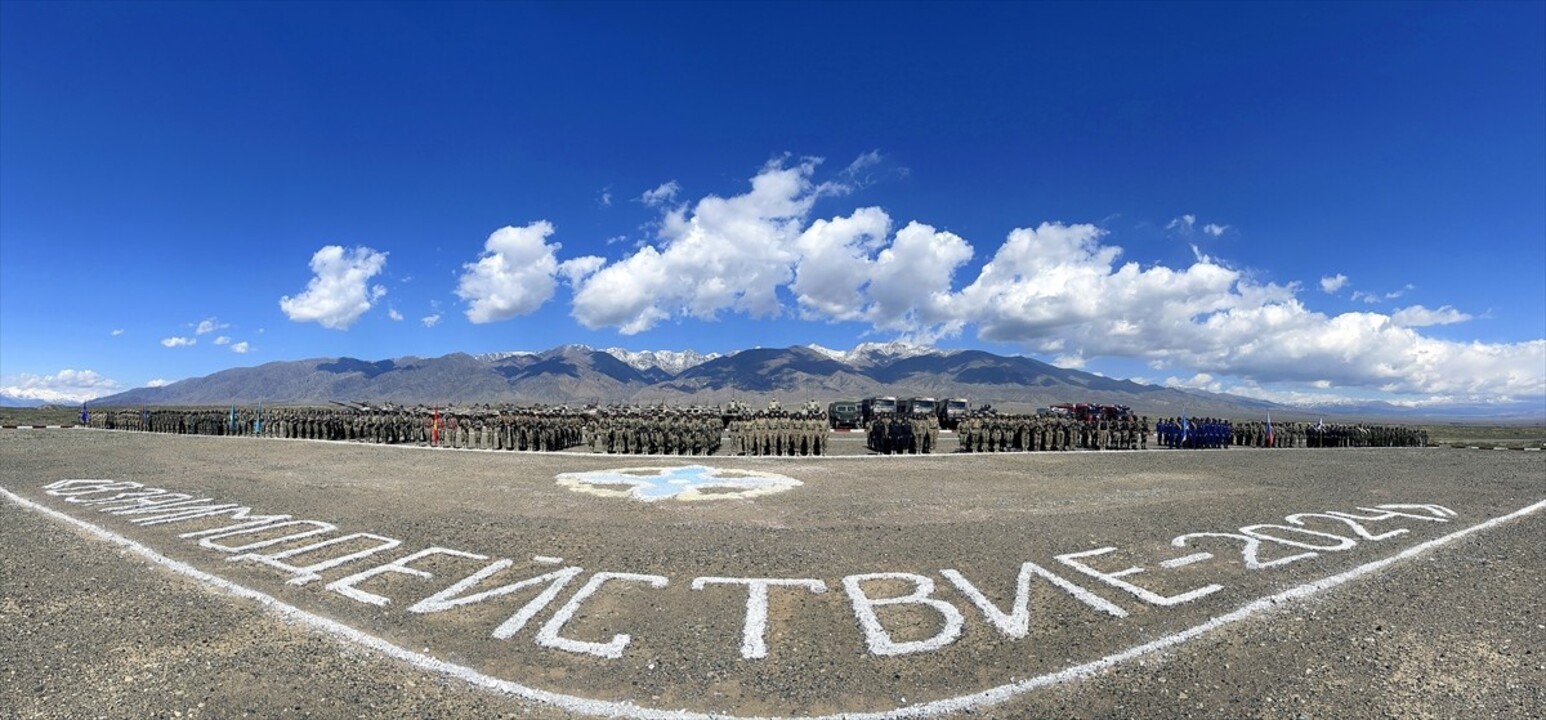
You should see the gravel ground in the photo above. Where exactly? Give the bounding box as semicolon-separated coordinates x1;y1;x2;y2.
2;429;1542;719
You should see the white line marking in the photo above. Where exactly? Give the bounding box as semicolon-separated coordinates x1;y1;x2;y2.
1159;552;1213;569
3;485;1542;720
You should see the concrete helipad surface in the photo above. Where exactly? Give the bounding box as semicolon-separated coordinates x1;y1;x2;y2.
2;429;1542;719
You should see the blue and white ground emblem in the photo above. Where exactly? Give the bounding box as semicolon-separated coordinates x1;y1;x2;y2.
555;465;802;502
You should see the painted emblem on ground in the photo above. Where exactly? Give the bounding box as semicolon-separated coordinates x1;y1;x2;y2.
555;465;803;501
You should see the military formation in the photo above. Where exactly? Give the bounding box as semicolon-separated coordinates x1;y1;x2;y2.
726;411;828;456
85;406;588;450
587;408;724;455
88;407;265;435
82;403;1429;454
1305;422;1427;447
1153;418;1428;448
1156;417;1231;449
955;413;1148;452
865;414;941;454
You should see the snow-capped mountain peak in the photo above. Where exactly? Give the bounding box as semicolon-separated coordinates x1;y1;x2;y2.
473;350;537;363
804;341;948;366
602;348;722;374
804;344;850;362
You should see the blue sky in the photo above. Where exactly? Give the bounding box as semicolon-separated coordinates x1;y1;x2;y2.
2;1;1542;409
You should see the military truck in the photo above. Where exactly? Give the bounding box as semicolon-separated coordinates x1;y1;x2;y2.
898;397;937;418
827;400;862;429
861;396;898;424
937;397;969;429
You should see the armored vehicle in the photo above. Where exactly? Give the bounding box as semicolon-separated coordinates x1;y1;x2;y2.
827;400;862;429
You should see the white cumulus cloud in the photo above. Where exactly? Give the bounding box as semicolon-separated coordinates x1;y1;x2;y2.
1391;304;1473;327
1352;284;1415;304
388;308;404;322
111;329;124;337
639;180;681;207
572;158;825;334
145;378;171;388
161;336;196;348
0;369;122;403
213;336;232;345
790;207;893;321
558;256;606;286
279;245;388;330
862;221;974;333
194;317;229;335
421;314;441;328
553;156;1541;402
1166;215;1231;239
1164;372;1224;394
455;222;562;324
932;223;1542;398
230;341;252;354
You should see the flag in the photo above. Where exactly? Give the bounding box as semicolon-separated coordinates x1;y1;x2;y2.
80;403;88;424
255;402;263;434
1265;413;1274;447
1315;417;1324;431
432;406;440;447
229;404;237;433
1180;414;1190;446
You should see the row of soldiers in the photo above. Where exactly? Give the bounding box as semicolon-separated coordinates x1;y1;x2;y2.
586;411;723;455
256;407;587;451
866;414;942;454
83;405;1431;454
1156;419;1429;449
957;414;1150;452
87;408;262;435
85;406;588;451
726;412;828;456
1156;417;1232;449
1307;423;1428;447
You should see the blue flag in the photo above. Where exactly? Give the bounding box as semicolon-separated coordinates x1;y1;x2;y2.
80;403;88;424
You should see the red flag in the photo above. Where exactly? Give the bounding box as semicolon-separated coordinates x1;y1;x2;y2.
432;406;440;447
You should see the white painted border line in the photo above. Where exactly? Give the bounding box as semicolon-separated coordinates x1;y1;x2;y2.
3;485;1542;720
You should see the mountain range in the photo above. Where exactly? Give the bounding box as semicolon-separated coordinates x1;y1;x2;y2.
83;343;1543;421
